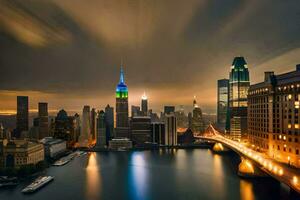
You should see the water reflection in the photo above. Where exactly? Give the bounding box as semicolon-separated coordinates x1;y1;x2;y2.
240;180;254;200
129;152;149;200
86;152;101;199
213;154;225;195
176;149;187;169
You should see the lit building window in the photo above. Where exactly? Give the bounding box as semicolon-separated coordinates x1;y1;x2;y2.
288;94;292;100
295;101;300;109
288;124;292;129
295;124;299;129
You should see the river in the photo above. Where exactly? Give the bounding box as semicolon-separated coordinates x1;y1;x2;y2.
0;149;291;200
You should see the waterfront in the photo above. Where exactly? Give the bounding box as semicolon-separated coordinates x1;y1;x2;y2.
0;149;291;200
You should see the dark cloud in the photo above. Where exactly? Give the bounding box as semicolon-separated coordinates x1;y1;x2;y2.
0;0;300;113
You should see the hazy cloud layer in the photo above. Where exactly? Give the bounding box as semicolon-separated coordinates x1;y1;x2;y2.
0;0;300;114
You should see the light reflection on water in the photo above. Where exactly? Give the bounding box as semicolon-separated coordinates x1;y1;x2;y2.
18;149;288;200
129;152;149;200
240;180;254;200
213;154;225;195
86;152;101;199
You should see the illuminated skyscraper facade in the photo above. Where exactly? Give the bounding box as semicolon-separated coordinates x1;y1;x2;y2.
141;92;148;116
217;79;229;132
79;105;91;147
116;67;129;138
227;57;250;141
248;65;300;167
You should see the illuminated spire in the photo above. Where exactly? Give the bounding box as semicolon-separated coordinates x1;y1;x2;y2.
119;65;125;84
193;95;198;108
142;91;147;100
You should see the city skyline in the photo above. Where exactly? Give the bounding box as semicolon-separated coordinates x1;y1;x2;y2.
1;0;300;114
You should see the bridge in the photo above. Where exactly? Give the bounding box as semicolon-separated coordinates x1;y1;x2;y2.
195;125;300;194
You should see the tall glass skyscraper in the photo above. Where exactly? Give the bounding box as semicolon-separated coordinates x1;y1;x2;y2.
227;57;250;141
217;79;229;132
115;67;129;138
16;96;29;137
38;102;49;139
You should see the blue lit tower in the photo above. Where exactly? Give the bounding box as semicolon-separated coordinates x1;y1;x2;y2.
115;66;129;137
226;57;250;141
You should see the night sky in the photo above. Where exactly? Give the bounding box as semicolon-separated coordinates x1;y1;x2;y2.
0;0;300;114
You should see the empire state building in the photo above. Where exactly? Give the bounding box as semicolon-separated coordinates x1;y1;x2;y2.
115;66;129;137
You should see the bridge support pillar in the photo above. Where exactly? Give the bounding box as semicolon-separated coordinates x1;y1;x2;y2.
238;157;267;178
212;143;230;153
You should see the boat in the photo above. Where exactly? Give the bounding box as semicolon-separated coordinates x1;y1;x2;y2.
22;176;54;193
52;159;69;166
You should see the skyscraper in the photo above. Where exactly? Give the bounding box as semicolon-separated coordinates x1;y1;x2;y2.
105;104;114;141
131;116;152;145
141;92;148;116
192;97;205;134
38;102;49;139
164;114;177;146
151;122;165;145
115;67;129;138
90;108;97;141
53;109;77;148
131;105;141;117
16;96;29;138
79;106;91;147
227;57;250;141
164;106;175;114
217;79;229;132
96;110;106;148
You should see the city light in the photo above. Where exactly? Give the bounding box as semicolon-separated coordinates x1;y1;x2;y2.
293;176;298;185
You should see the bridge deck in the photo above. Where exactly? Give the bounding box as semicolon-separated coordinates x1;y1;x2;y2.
196;125;300;194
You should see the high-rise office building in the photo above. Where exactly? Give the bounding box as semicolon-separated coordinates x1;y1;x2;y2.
164;106;175;115
227;57;250;141
79;106;91;147
105;104;114;140
131;105;141;117
217;79;229;132
130;116;152;145
248;65;300;167
192;97;205;134
151;122;165;145
38;102;49;139
53;109;77;148
164;114;177;146
90;108;97;141
16;96;29;138
74;113;81;142
175;106;188;128
96;110;106;148
141;92;148;116
115;67;129;138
